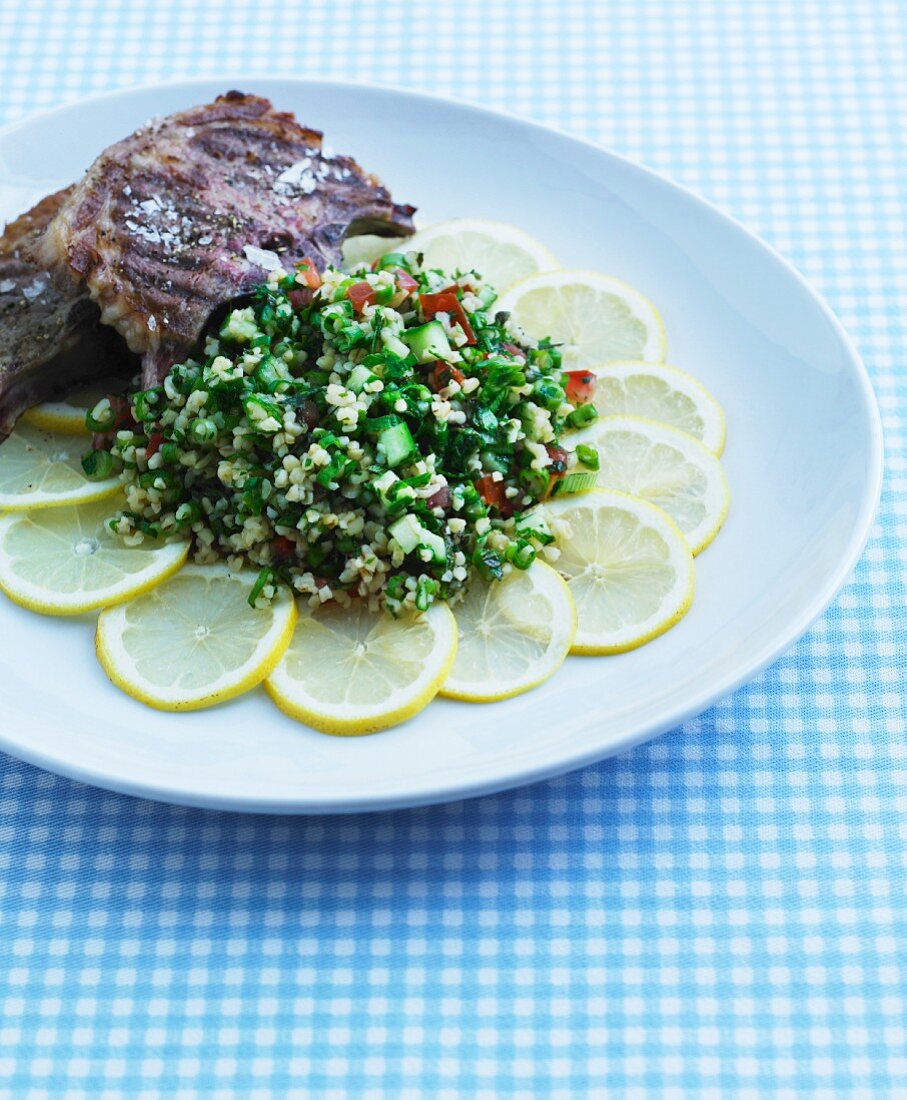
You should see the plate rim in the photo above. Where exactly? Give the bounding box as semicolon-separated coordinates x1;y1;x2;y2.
0;76;884;813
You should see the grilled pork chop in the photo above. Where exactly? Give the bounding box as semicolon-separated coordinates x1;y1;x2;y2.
33;91;416;388
0;189;133;440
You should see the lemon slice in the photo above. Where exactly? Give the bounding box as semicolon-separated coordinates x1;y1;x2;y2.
341;233;409;269
540;491;694;654
266;600;458;735
0;424;120;510
96;565;297;710
569;416;730;554
21;377;129;435
404;219;559;293
0;497;189;615
441;560;576;702
586;362;726;456
497;270;666;369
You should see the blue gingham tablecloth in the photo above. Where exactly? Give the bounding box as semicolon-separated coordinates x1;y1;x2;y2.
0;1;905;1096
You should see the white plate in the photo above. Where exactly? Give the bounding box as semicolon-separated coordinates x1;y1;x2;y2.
0;79;882;813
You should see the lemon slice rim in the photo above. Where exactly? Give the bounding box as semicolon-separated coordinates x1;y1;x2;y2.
404;217;560;291
0;504;191;616
0;423;120;510
541;488;696;655
570;413;730;555
440;559;576;703
21;375;133;436
266;598;458;736
0;476;121;512
95;563;298;711
584;360;727;456
21;401;93;436
496;269;667;364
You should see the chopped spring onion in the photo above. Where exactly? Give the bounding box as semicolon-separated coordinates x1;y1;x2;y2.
506;539;537;569
132;388;162;422
575;444;600;470
565;403;599;430
81;449;115;481
190;418;218;445
85;399;116;434
248;566;275;608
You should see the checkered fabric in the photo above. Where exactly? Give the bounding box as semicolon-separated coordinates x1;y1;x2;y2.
0;1;904;1096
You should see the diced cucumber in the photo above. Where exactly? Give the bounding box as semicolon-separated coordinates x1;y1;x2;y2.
366;414;402;433
389;514;423;554
387;482;416;506
379;421;416;467
551;471;598;496
402;320;451;363
418;528;447;563
373;470;399;496
479;449;512;475
380;330;411;358
515;511;555;545
348;363;377;394
388;515;447;563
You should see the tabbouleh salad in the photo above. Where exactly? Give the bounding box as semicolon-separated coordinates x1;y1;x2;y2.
83;251;601;614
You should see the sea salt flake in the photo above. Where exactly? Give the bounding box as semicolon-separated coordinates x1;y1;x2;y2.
243;244;282;271
0;279;16;293
126;218;163;245
274;159;317;195
275;159;312;186
21;276;48;301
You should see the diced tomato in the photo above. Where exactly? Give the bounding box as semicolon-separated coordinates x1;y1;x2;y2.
420;289;457;316
296;257;322;289
501;342;526;361
347;281;377;313
272;536;296;562
111;395;137;430
564;370;597;404
420;288;476;345
546;444;569;473
145;432;165;458
395;270;418;294
475;474;507;509
288;287;315;310
542;444;569;498
428;362;466;392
